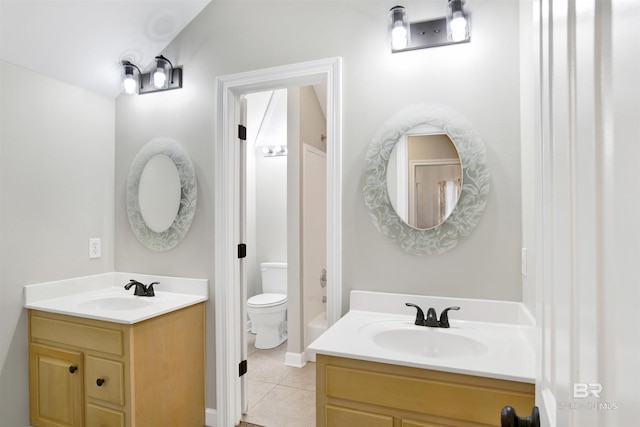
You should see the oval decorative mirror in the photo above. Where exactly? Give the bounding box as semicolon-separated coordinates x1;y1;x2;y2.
363;104;490;255
138;153;182;233
126;137;197;251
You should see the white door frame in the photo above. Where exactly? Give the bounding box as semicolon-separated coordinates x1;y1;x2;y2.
214;57;342;427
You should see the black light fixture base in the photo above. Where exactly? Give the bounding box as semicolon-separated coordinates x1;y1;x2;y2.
139;67;183;95
392;17;470;53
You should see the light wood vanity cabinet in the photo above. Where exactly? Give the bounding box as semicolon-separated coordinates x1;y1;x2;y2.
28;303;205;427
29;344;84;426
316;355;534;427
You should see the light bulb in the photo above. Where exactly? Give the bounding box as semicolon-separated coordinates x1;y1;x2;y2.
152;69;167;89
450;15;468;41
121;61;140;95
389;6;410;51
447;0;469;42
123;76;137;94
391;25;409;50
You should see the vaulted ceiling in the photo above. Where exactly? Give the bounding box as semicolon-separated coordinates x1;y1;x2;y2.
0;0;211;98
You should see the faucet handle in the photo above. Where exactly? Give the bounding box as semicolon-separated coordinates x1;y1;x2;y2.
125;279;147;296
438;306;460;328
125;279;139;289
405;303;425;326
145;282;159;297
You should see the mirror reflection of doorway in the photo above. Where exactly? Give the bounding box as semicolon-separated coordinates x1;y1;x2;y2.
410;162;462;229
387;130;463;229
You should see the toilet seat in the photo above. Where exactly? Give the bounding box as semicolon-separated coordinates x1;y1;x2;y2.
247;293;287;308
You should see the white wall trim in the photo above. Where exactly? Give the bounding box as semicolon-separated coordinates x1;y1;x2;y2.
205;408;217;427
215;57;342;427
540;388;556;427
284;351;307;368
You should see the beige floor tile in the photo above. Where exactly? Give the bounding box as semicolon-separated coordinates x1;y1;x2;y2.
242;335;316;426
279;362;316;391
246;379;276;409
247;347;293;384
242;385;315;427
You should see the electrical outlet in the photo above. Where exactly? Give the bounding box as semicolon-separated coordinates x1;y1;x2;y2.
89;238;101;259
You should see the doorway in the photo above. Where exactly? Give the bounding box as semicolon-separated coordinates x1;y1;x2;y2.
244;87;328;359
214;58;342;427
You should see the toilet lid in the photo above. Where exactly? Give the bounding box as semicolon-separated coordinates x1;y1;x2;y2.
247;293;287;308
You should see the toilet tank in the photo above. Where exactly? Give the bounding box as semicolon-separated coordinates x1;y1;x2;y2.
260;262;287;294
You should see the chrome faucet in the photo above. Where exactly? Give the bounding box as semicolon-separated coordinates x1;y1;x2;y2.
124;279;158;297
405;303;460;328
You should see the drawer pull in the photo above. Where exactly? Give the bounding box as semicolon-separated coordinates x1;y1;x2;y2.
96;378;105;387
69;365;78;374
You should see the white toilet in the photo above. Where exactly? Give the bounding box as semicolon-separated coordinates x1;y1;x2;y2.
247;262;288;349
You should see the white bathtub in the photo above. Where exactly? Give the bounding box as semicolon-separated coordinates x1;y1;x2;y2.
306;312;327;362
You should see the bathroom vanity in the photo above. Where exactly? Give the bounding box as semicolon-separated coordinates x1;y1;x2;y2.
309;291;536;427
24;273;208;427
316;355;533;427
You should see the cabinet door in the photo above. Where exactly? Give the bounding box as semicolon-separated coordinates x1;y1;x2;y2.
29;343;83;427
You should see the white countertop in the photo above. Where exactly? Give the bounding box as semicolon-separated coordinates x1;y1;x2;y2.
307;291;535;384
24;272;208;324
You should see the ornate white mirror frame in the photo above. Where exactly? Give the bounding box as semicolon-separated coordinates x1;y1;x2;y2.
126;137;197;251
363;103;490;255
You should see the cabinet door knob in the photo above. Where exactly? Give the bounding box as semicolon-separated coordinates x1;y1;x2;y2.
96;378;105;387
501;406;540;427
68;365;78;374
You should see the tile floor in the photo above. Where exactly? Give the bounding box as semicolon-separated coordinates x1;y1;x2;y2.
240;334;316;427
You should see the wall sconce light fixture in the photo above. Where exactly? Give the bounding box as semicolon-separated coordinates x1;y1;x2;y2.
120;55;183;95
389;0;470;53
121;61;141;95
261;145;287;157
389;6;411;51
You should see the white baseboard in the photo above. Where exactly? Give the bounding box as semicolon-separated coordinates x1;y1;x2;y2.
284;351;306;368
307;350;316;363
205;408;217;427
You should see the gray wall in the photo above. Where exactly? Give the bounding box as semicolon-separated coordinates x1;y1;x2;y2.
114;0;522;410
255;155;288;277
0;1;524;422
0;60;115;426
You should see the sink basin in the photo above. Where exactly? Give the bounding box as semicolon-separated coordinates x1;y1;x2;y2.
77;296;152;311
365;323;489;359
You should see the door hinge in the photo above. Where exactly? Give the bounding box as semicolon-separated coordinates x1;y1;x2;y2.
238;124;247;141
238;243;247;259
239;359;248;377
